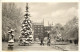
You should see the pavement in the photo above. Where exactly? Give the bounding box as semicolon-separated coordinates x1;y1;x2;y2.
2;42;78;51
53;44;78;51
2;42;61;51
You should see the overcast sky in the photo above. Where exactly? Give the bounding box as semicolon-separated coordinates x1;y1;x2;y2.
16;2;78;26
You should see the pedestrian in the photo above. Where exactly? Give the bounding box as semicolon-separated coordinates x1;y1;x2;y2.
47;32;51;46
40;37;44;46
47;38;51;46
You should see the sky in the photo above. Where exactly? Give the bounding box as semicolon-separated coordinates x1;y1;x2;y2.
16;2;78;26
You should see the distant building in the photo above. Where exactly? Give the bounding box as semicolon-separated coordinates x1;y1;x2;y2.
44;26;51;32
43;26;52;37
32;23;44;41
32;21;53;41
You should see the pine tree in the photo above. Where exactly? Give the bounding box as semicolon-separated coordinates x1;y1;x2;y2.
19;3;33;45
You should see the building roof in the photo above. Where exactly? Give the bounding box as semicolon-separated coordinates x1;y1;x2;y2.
32;22;44;25
44;26;51;28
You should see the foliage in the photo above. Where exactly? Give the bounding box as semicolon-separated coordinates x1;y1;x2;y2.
2;3;23;41
63;17;78;40
51;17;78;42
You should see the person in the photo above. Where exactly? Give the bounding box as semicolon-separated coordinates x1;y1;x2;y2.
47;38;51;46
47;33;51;46
40;37;44;46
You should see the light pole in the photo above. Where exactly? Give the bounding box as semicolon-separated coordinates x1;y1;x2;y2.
47;30;51;46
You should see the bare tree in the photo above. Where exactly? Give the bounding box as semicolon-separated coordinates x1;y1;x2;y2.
2;3;23;41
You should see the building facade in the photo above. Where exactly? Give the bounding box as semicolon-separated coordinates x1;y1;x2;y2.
32;23;44;41
32;22;52;41
43;26;52;37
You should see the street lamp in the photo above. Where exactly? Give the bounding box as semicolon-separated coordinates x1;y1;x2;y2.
47;31;50;33
47;30;51;46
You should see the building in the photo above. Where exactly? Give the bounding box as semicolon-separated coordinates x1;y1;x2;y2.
43;26;52;37
32;21;52;41
32;23;44;41
44;26;51;32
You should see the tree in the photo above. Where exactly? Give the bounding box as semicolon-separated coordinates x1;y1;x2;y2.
63;17;78;42
19;3;33;45
50;23;64;40
2;3;22;41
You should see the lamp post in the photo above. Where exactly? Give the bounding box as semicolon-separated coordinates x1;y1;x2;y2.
47;30;51;46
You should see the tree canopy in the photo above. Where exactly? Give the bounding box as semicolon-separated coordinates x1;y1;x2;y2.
2;3;23;41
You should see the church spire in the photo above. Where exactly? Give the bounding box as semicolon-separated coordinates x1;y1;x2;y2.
52;22;53;25
43;18;44;25
48;21;49;26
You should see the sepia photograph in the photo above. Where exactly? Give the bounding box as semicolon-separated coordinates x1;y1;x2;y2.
2;2;78;51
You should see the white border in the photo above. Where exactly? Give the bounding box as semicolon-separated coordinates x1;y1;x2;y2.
78;1;80;52
0;1;2;52
0;0;80;52
1;0;80;2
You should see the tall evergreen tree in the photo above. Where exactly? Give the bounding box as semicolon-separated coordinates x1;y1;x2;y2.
19;3;33;45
